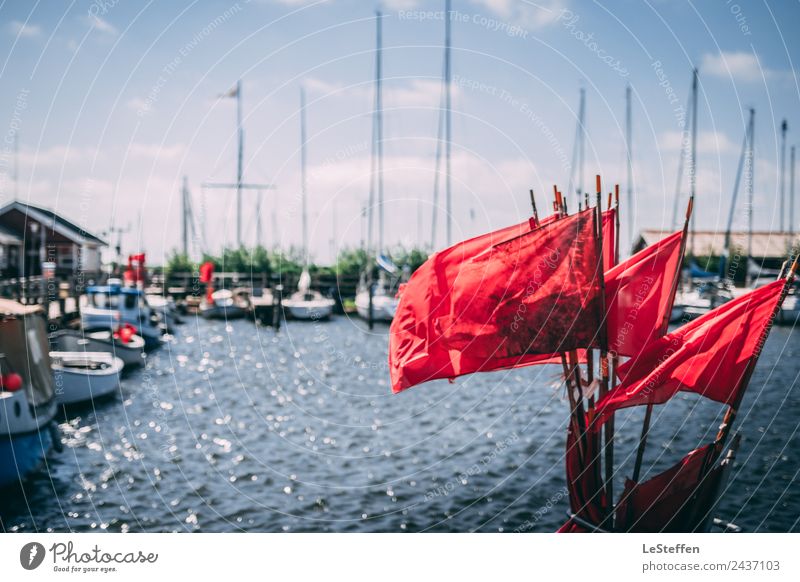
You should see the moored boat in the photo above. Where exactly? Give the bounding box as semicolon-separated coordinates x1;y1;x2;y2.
50;351;124;406
80;282;164;349
355;271;399;323
283;270;334;320
49;327;145;369
0;299;59;489
200;289;248;320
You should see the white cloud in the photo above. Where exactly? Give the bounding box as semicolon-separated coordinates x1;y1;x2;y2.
304;77;459;108
127;143;186;160
701;50;792;83
87;14;118;36
659;130;737;156
8;20;42;38
470;0;568;29
382;0;421;9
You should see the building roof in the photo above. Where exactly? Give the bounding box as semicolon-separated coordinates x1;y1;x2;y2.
0;200;107;246
636;230;800;259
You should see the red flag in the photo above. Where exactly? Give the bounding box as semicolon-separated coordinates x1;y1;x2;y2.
593;280;784;425
605;230;683;358
558;422;606;532
615;444;716;532
390;209;602;393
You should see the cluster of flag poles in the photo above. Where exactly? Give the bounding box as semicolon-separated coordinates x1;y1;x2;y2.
387;173;799;532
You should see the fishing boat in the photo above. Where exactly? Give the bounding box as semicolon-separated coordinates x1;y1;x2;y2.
0;299;59;489
80;281;164;349
200;288;249;319
281;87;335;322
49;326;145;369
283;269;334;320
50;351;124;405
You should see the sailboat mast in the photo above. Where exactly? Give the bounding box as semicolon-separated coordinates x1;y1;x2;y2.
236;79;243;247
791;145;796;237
578;87;585;202
625;84;633;249
182;175;189;256
746;109;755;287
300;87;309;262
780;119;788;232
444;0;452;246
689;68;698;257
376;10;384;255
13;133;19;200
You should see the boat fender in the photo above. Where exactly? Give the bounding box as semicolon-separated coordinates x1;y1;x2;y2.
0;373;23;392
49;422;64;453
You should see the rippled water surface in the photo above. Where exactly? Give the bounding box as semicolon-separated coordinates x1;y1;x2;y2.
1;315;798;532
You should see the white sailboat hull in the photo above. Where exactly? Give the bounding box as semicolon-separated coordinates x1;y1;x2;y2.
355;291;397;322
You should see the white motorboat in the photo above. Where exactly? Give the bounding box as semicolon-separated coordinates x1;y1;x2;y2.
49;328;145;369
0;299;59;488
50;351;124;405
283;270;334;320
200;289;248;320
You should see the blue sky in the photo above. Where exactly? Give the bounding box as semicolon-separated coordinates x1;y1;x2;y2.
1;0;798;263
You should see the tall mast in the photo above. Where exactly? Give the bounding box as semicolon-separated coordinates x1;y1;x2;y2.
236;79;243;247
625;84;633;249
300;87;308;263
723;108;754;277
13;133;19;200
578;87;585;203
256;189;263;248
444;0;452;246
689;68;698;257
791;145;796;237
746;109;755;287
568;88;586;207
376;10;384;255
182;175;189;256
780;120;788;233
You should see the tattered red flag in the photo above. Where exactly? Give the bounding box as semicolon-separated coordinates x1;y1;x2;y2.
389;208;602;393
558;423;606;532
605;230;683;358
615;444;717;532
593;280;784;426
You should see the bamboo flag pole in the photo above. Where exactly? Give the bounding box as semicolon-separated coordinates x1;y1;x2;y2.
593;175;613;524
629;197;694;484
712;252;799;458
529;189;539;225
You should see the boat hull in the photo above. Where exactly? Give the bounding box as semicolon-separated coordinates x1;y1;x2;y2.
355;292;397;322
51;355;124;405
200;305;247;320
50;330;145;369
284;302;334;320
0;391;57;489
0;428;53;489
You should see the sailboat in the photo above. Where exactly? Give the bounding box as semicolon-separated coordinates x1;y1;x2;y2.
282;87;335;321
355;10;400;324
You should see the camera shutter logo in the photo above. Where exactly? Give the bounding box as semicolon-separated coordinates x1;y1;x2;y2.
20;542;46;570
